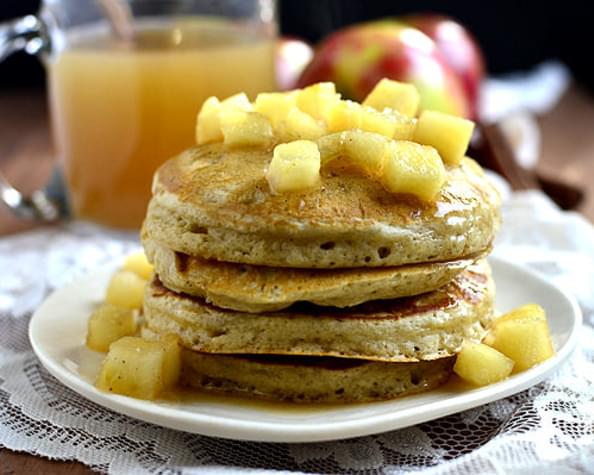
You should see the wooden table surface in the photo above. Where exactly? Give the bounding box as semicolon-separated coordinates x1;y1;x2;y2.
1;85;594;474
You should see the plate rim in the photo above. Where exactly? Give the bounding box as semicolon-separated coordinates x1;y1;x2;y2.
29;255;582;442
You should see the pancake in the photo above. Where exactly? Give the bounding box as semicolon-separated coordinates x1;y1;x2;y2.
143;144;500;268
179;351;455;403
142;326;454;402
143;260;495;363
144;238;487;313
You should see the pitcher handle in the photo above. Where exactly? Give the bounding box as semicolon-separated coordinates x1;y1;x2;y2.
0;15;60;221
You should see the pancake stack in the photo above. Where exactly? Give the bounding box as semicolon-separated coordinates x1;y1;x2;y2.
141;143;500;403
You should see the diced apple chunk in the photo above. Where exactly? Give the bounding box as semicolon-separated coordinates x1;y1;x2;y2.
360;107;416;140
317;132;346;165
220;92;253;112
343;130;390;177
380;141;446;201
220;110;273;148
266;140;321;193
413;110;474;166
105;271;146;309
297;82;341;121
327;100;362;132
254;91;297;129
96;335;181;399
196;93;253;145
196;96;222;145
488;318;555;372
391;118;417;141
283;107;326;140
122;251;153;280
86;304;136;353
494;304;546;326
158;334;182;389
363;79;421;117
454;342;514;386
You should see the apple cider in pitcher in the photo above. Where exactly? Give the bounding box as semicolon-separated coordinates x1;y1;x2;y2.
48;19;276;228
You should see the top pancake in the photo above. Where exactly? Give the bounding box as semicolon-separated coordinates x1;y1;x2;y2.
144;144;500;268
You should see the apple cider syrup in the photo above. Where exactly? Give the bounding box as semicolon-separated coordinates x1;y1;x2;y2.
49;18;276;228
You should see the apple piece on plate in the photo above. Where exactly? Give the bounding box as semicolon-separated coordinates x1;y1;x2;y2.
122;251;153;281
488;314;555;372
220;110;273;148
266;140;321;193
494;303;546;326
105;271;146;310
380;141;445;200
96;335;181;399
483;304;547;347
363;78;420;117
413;110;474;166
86;304;136;353
454;341;515;386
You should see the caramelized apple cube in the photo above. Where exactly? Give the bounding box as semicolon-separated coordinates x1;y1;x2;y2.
96;335;181;399
360;107;416;140
297;82;341;121
363;79;420;117
220;110;273;148
343;130;390;177
489;318;555;372
254;91;297;129
105;271;146;309
196;96;223;144
86;304;136;353
196;93;254;145
380;141;446;200
327;100;362;132
220;92;253;112
454;342;515;386
157;334;182;389
317;132;346;165
266;140;320;193
413;110;474;166
494;304;546;326
283;107;326;140
122;251;153;280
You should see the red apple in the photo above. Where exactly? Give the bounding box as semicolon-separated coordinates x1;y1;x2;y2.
276;37;314;91
297;21;470;118
404;15;484;119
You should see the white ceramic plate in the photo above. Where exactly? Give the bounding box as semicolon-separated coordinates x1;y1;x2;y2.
29;256;581;443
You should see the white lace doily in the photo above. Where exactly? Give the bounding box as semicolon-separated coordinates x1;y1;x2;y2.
1;191;593;475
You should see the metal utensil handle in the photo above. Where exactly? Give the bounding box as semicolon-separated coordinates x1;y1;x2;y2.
0;15;59;221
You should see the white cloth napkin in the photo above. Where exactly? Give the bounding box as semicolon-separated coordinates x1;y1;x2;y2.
0;191;593;474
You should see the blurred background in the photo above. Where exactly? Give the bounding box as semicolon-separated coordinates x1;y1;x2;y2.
2;0;594;90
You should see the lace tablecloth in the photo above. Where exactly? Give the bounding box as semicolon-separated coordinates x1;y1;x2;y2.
1;191;593;474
